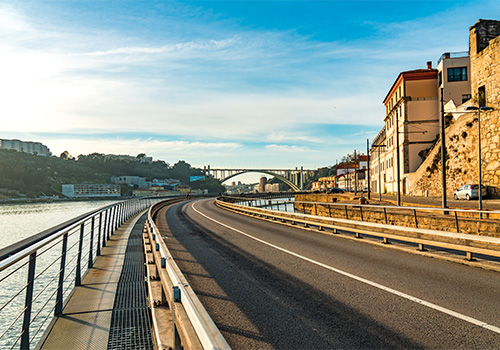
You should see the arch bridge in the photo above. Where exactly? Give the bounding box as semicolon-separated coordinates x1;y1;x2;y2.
202;166;316;191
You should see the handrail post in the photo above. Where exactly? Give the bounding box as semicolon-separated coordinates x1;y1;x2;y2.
75;223;84;286
455;211;460;233
107;208;111;240
113;205;118;231
21;252;37;350
88;217;95;269
97;212;102;256
104;210;109;245
56;233;68;315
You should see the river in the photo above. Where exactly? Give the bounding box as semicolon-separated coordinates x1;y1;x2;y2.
0;200;120;250
0;200;121;349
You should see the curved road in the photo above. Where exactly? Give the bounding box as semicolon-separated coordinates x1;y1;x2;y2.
155;198;500;349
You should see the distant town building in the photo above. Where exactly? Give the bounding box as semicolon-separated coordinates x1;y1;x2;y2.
0;139;52;156
264;183;280;192
104;154;153;164
259;177;267;192
111;176;148;188
133;188;181;197
62;184;120;198
151;179;182;188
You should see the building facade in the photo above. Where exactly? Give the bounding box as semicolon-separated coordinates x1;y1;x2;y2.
371;62;442;195
0;139;52;156
437;52;471;116
62;184;121;198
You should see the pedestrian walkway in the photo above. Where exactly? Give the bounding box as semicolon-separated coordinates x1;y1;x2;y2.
37;211;153;350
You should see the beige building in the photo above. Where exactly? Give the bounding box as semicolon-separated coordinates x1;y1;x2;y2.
371;63;440;195
370;48;474;197
437;52;471;117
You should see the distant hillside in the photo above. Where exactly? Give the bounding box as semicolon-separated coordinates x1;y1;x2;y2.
0;150;224;198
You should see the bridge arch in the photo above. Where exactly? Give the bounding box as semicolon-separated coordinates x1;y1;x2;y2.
219;170;301;191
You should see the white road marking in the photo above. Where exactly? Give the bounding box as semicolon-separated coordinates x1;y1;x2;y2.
192;202;500;334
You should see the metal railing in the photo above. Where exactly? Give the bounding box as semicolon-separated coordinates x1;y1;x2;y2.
0;197;160;350
217;197;500;262
144;199;231;350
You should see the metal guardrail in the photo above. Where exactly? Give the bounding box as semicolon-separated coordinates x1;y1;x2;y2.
0;197;160;350
216;198;500;262
144;199;231;350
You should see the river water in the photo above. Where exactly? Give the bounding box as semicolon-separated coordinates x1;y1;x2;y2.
0;200;119;250
0;200;119;349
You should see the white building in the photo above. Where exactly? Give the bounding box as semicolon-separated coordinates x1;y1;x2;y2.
62;184;121;198
0;139;52;156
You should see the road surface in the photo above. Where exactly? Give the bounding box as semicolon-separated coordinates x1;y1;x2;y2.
154;198;500;349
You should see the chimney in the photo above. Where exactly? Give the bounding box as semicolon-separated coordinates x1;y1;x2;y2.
426;61;432;69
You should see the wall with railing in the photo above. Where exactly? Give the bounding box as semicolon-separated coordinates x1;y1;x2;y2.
0;197;160;350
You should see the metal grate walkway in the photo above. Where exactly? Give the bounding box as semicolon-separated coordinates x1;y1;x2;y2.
38;212;153;350
107;216;153;350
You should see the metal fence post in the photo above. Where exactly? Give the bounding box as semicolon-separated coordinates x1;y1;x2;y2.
75;223;84;286
56;233;68;315
112;206;117;232
97;212;102;256
104;210;109;244
20;252;37;350
88;217;95;269
107;208;111;241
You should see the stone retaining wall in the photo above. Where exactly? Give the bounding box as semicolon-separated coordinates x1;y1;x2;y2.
295;194;500;238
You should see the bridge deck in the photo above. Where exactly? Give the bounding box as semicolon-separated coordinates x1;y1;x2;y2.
37;212;153;350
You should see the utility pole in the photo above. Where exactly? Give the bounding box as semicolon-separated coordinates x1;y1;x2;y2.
366;139;371;199
440;87;448;211
354;149;358;195
396;111;401;206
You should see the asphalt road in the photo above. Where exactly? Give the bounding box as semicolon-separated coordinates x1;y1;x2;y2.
155;198;500;349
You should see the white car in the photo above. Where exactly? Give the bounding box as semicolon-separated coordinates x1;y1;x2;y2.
453;184;487;200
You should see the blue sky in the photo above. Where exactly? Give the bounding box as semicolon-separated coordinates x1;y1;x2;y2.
1;0;499;180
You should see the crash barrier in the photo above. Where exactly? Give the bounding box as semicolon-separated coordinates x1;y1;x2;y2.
144;199;231;350
216;198;500;262
0;197;160;350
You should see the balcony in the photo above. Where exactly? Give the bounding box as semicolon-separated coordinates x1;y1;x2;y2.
437;51;469;66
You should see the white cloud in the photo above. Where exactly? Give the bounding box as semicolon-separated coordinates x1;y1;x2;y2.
47;137;242;160
265;144;310;152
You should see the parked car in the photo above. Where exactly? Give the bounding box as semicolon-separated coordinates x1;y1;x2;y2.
327;187;345;194
453;184;487;200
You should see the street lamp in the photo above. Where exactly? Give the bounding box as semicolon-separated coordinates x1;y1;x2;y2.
466;105;494;216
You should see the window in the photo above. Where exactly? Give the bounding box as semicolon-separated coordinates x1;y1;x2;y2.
447;67;467;82
478;86;486;107
462;94;472;104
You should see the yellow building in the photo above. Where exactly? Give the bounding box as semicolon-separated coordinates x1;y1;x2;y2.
371;62;440;196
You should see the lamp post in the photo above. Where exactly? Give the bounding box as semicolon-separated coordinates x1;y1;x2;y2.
466;106;494;217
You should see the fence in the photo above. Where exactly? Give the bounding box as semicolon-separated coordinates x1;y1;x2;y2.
217;197;500;262
144;199;231;350
0;197;159;350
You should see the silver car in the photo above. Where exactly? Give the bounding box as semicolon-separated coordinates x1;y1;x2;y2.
453;184;487;200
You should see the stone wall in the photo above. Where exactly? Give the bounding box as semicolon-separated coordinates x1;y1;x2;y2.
408;112;484;197
295;194;500;237
407;19;500;198
470;20;500;194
